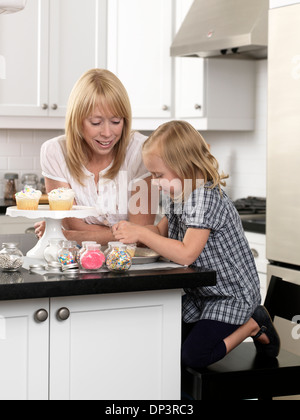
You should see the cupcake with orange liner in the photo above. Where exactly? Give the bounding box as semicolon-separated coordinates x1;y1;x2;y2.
15;186;42;210
48;188;75;211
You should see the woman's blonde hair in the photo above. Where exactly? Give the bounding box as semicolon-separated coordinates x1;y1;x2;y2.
65;69;132;185
143;120;228;193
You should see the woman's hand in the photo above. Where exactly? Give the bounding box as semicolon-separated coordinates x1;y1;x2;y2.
34;221;46;239
112;221;141;244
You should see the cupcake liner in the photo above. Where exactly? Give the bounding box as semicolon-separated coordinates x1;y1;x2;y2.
16;198;39;210
49;199;74;211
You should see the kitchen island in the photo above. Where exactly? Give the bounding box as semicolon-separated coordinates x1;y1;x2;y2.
0;234;216;401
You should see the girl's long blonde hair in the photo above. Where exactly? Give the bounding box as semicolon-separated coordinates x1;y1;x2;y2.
65;69;132;185
143;120;228;193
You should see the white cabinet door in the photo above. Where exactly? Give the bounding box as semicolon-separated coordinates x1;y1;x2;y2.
0;0;49;116
245;231;268;303
175;0;204;119
107;0;173;119
48;0;107;117
0;299;49;400
49;290;182;400
0;0;107;120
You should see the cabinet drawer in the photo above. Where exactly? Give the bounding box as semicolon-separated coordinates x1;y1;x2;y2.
250;242;267;271
245;231;266;246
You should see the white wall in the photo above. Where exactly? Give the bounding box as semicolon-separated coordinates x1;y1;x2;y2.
0;60;267;202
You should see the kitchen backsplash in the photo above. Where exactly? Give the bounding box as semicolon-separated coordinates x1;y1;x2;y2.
0;129;63;196
0;60;267;202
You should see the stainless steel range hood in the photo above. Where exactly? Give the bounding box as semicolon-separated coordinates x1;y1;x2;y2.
171;0;268;59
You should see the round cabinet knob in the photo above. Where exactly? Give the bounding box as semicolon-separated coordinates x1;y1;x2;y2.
51;104;58;110
194;104;202;110
162;105;169;111
34;309;49;323
42;104;48;110
251;248;259;259
57;307;70;321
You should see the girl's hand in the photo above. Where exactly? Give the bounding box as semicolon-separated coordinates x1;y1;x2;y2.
34;221;46;239
112;221;141;244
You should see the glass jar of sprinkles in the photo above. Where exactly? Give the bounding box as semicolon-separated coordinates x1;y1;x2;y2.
0;243;24;272
106;243;132;272
104;242;121;257
78;241;97;266
80;244;105;271
58;240;78;267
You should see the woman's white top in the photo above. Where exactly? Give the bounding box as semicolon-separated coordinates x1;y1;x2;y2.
40;132;150;226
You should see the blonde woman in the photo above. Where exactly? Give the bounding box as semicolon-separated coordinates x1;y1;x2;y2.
35;69;155;244
113;120;280;368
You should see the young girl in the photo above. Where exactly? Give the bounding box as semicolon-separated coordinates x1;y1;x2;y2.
113;120;280;368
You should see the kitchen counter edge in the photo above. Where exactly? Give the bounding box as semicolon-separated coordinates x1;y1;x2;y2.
0;266;216;302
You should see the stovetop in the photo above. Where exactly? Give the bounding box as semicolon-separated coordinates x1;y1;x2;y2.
233;197;266;234
233;196;266;215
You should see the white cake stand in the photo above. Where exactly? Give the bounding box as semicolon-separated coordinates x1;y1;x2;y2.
6;205;99;259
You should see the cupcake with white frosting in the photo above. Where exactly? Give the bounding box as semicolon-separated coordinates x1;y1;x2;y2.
48;188;75;211
15;186;42;210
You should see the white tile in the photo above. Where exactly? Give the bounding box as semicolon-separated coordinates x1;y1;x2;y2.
8;157;35;171
34;130;63;145
0;157;8;170
8;130;34;145
21;142;41;156
0;142;21;156
0;130;7;143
